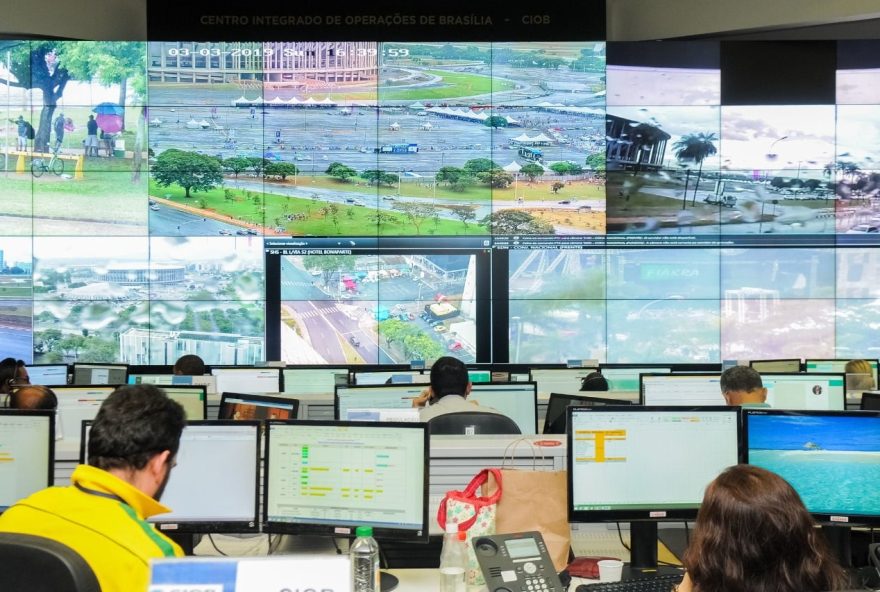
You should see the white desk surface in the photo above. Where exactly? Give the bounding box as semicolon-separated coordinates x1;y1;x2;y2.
388;568;599;591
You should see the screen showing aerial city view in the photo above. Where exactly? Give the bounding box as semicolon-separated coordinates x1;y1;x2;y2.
2;39;880;364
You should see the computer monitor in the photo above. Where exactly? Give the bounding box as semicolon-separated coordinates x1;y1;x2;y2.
805;359;880;391
263;420;429;542
862;392;880;411
598;365;672;394
0;410;54;512
750;359;802;373
162;385;208;421
54;386;116;449
81;420;261;533
336;382;538;434
760;373;845;410
128;373;217;394
743;409;880;563
467;370;492;384
352;370;429;386
72;363;128;386
639;373;723;406
283;367;349;395
568;406;741;571
219;392;300;421
346;408;422;422
543;393;633;435
529;368;598;397
211;367;281;393
26;364;68;386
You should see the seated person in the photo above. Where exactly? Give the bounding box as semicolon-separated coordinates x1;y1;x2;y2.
9;385;57;410
173;353;205;376
677;465;849;592
719;366;768;407
412;355;503;422
580;370;609;391
0;358;26;405
0;384;186;592
844;359;875;391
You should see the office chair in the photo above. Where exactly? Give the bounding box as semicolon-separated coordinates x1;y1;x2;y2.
0;532;100;592
428;412;521;435
861;392;880;410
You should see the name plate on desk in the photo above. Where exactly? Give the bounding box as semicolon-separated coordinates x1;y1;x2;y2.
150;556;351;592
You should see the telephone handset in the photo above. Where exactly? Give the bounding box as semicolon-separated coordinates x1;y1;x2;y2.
473;531;565;592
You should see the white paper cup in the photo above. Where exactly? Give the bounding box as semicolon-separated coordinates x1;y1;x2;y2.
597;559;624;582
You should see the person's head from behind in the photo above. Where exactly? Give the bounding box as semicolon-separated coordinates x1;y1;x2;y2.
844;359;875;390
429;356;471;401
173;354;205;376
0;358;19;395
88;384;186;501
684;465;846;592
580;371;609;391
9;385;57;410
719;366;766;405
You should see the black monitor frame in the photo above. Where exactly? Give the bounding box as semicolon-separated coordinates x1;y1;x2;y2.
71;363;129;386
758;372;846;410
543;392;633;435
0;409;55;511
638;372;722;406
161;384;209;421
749;359;803;373
24;363;70;386
219;392;300;420
567;405;742;571
80;419;262;533
861;392;880;410
262;419;429;542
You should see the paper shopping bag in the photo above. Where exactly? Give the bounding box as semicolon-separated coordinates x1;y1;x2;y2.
437;467;502;586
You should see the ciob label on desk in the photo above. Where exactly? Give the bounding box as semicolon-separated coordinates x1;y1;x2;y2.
149;555;351;592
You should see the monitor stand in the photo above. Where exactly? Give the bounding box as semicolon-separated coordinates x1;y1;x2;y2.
625;522;685;579
820;525;852;568
380;571;399;592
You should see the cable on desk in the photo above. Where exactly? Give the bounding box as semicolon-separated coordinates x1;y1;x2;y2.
207;534;229;557
268;534;285;555
684;521;690;546
616;523;630;552
332;537;343;555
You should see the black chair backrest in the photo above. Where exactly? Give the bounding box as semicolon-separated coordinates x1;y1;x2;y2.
0;532;100;592
428;411;521;435
861;392;880;411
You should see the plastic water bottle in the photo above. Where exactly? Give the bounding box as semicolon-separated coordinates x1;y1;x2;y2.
351;525;380;592
439;523;467;592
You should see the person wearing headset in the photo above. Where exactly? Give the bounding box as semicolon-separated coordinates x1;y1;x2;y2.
410;356;504;421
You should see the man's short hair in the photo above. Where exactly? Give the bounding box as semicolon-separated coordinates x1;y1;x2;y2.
173;354;206;376
720;366;763;393
10;385;57;410
0;358;18;392
430;356;470;399
580;371;609;391
88;385;186;472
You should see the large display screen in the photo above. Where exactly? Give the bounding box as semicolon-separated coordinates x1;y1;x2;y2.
3;40;880;365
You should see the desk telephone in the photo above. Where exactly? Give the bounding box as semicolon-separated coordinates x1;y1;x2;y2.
473;531;565;592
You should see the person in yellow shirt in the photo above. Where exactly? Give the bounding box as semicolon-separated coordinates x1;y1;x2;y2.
0;384;187;592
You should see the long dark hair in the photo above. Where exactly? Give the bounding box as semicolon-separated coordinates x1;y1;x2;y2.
683;465;849;592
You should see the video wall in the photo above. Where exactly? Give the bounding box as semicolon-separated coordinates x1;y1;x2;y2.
2;40;880;366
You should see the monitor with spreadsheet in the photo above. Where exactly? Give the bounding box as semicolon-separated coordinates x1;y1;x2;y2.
26;364;68;386
346;408;422;422
529;368;598;397
543;393;632;434
282;367;349;395
336;382;538;434
598;365;672;393
263;420;429;541
162;385;208;421
219;392;299;421
211;367;281;393
805;359;879;391
760;373;845;410
128;373;217;394
72;363;128;386
749;359;802;373
352;370;429;385
54;386;116;449
81;421;261;532
0;410;54;512
568;406;741;569
744;409;880;525
640;373;723;406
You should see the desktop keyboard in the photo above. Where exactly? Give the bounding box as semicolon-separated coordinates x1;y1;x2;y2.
576;573;682;592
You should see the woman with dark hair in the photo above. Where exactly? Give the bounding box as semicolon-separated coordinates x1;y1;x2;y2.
677;465;849;592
